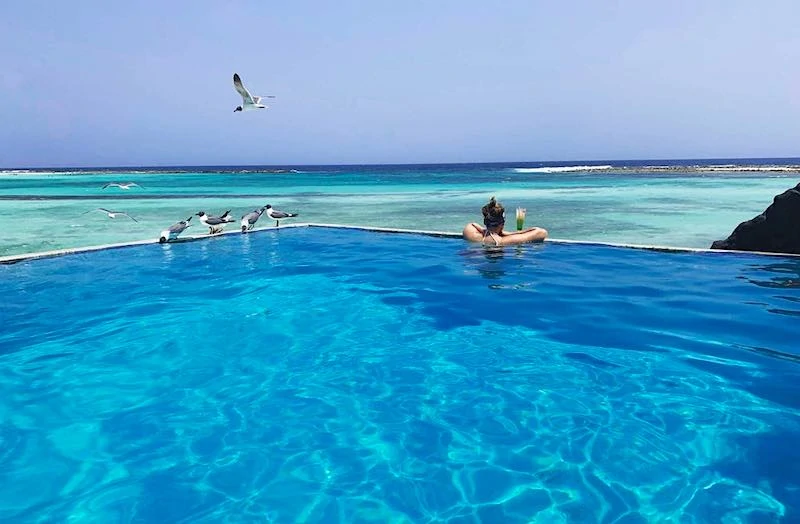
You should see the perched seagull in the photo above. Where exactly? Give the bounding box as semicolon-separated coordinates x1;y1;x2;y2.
241;206;267;233
265;204;298;227
196;211;230;235
233;73;275;112
102;182;143;190
83;207;139;222
159;216;193;243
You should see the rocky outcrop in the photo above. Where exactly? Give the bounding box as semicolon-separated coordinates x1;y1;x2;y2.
711;183;800;254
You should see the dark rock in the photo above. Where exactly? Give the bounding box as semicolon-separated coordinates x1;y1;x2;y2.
711;183;800;254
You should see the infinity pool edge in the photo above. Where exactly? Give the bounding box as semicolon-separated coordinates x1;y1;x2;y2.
2;222;799;265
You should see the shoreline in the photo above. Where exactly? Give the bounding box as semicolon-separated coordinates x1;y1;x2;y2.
3;222;799;265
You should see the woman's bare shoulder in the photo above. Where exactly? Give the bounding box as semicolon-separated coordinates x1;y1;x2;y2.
462;223;485;242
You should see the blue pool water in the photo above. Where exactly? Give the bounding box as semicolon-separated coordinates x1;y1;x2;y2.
1;228;799;522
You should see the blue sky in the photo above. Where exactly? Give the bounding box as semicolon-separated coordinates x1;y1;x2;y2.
1;0;799;167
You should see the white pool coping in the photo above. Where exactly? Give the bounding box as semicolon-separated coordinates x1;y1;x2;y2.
1;222;799;265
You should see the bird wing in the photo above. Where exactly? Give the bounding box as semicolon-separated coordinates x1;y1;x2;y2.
98;208;113;213
121;213;139;222
102;183;116;189
233;73;255;104
270;210;294;219
168;222;187;233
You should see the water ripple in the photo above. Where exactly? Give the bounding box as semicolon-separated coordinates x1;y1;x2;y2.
0;228;798;521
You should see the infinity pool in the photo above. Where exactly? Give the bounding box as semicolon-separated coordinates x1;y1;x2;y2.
1;228;799;522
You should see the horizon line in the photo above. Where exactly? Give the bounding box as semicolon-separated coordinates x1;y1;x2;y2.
4;155;800;171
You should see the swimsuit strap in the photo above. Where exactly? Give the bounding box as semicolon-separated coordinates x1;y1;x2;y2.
482;216;504;246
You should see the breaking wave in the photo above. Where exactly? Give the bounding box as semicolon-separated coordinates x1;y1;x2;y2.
512;165;614;174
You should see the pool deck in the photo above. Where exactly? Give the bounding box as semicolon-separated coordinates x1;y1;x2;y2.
1;222;799;264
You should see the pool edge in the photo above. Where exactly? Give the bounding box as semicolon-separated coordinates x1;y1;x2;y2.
305;224;800;259
0;223;309;265
2;222;799;264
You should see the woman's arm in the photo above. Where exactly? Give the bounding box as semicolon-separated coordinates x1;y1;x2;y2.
500;227;548;243
501;226;544;236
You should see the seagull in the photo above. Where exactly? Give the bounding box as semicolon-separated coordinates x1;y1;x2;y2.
159;216;193;243
196;211;230;234
83;207;139;222
233;73;275;112
265;204;298;227
241;206;267;233
102;182;143;190
219;210;235;223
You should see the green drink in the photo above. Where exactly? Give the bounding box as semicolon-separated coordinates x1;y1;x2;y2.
515;207;526;231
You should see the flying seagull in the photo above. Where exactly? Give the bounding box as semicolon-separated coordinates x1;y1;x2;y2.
196;211;231;234
102;182;143;190
241;206;267;233
233;73;275;112
159;216;193;243
265;204;298;227
83;207;139;222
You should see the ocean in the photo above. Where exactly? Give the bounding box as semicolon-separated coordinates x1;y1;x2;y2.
1;158;799;257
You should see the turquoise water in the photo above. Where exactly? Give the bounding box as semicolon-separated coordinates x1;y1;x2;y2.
1;227;798;522
1;162;799;256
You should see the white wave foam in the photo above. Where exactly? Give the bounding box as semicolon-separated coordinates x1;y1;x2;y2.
0;168;306;176
0;170;76;175
512;165;614;174
696;165;800;172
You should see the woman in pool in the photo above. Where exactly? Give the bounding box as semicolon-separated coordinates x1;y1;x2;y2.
462;196;548;246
